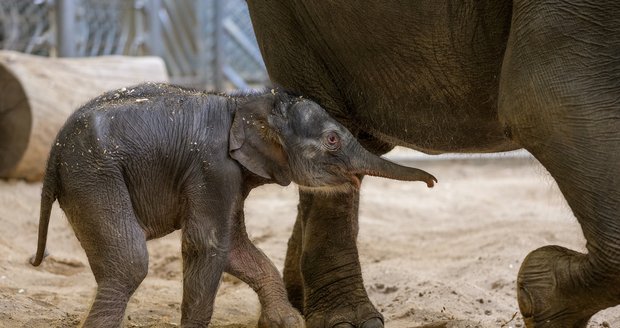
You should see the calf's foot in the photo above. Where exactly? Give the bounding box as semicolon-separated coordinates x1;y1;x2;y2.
258;303;305;328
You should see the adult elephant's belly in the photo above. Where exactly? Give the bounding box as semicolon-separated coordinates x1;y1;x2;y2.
287;1;518;154
348;84;520;154
250;1;519;154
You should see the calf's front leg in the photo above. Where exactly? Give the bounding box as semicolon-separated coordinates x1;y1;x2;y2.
226;209;305;328
180;200;232;327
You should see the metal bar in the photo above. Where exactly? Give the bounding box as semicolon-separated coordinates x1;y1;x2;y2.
222;65;250;90
213;0;225;91
116;3;132;55
56;0;77;57
222;18;265;68
146;0;163;57
4;6;19;50
194;0;210;88
160;7;191;75
164;0;195;69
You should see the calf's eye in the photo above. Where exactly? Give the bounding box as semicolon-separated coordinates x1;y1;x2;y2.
323;131;341;151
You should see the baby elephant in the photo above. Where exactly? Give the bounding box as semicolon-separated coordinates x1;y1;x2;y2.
30;83;436;328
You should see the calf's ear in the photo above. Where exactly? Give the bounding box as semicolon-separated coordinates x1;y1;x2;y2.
229;95;292;186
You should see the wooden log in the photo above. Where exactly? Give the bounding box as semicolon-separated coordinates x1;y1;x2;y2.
0;50;169;181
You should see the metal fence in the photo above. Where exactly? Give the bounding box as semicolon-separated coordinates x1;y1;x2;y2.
0;0;268;90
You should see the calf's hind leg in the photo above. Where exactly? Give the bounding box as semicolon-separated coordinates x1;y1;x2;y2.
62;183;148;328
499;1;620;326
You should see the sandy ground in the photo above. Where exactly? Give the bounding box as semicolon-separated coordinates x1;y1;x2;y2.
1;155;619;328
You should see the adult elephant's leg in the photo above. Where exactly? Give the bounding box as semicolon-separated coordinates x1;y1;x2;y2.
286;134;393;328
283;208;304;310
247;3;391;325
499;1;620;326
295;188;383;328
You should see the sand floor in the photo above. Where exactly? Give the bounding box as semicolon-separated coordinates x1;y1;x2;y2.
1;156;619;327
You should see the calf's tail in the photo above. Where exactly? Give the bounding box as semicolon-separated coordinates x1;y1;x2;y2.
30;150;59;266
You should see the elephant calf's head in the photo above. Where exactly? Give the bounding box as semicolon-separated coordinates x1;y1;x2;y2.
229;91;437;191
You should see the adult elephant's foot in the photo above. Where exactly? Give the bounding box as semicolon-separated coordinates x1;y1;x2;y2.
518;245;617;328
305;301;383;328
296;236;385;328
297;244;385;328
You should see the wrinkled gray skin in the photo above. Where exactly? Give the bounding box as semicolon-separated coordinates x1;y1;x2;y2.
246;1;620;328
30;83;436;328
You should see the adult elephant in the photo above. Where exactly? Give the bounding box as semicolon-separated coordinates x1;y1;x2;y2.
246;1;620;327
